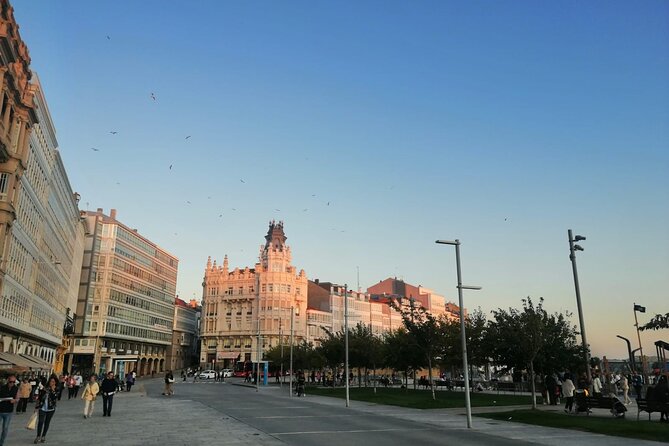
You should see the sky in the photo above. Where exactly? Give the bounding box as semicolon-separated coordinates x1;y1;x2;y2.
12;0;669;359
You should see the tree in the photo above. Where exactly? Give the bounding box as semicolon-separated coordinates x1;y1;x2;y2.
389;298;446;400
487;298;546;409
640;313;669;331
382;328;420;390
316;329;345;385
349;323;384;388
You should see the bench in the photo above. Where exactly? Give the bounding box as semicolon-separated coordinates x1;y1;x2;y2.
637;399;669;421
575;394;627;417
432;380;454;390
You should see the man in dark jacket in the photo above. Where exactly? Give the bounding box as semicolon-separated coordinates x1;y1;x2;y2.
100;372;117;417
0;375;18;446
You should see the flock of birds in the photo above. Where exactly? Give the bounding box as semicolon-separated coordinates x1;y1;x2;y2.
87;35;511;245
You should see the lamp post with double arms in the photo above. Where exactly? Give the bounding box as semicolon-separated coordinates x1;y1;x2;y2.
568;230;591;385
435;239;481;429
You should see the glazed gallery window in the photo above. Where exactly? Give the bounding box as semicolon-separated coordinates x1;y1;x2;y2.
0;173;9;201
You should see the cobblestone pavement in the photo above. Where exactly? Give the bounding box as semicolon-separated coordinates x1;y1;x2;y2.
5;380;283;446
3;379;665;446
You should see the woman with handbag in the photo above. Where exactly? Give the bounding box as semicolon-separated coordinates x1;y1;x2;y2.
34;376;58;443
81;375;99;418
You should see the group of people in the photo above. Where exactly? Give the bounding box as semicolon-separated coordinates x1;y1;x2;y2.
544;370;669;421
0;369;139;445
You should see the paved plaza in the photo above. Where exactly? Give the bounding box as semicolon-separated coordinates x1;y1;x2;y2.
3;378;666;445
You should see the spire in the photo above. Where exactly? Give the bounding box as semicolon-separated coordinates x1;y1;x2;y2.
206;256;212;270
223;255;229;272
264;220;287;250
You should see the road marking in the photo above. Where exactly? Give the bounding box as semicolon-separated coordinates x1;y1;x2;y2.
270;427;436;436
251;414;357;419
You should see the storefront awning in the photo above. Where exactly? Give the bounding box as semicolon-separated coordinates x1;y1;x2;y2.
0;352;41;370
18;354;52;370
218;352;240;360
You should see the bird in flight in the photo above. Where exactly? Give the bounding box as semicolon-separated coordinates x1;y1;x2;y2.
231;208;237;211
109;131;118;135
185;136;191;140
275;209;281;212
169;164;173;170
303;208;308;212
504;217;508;221
186;201;191;204
219;214;223;218
240;179;245;183
150;93;156;101
116;182;120;185
106;35;111;40
327;201;330;206
90;148;99;152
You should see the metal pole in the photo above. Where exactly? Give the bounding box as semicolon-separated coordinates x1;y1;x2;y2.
289;306;294;398
345;284;350;408
256;318;261;393
454;241;473;429
280;316;284;387
568;229;592;384
633;306;645;376
616;335;635;372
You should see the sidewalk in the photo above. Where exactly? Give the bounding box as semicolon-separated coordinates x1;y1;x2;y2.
5;380;282;446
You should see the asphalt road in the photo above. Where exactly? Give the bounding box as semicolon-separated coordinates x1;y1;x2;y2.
144;379;538;446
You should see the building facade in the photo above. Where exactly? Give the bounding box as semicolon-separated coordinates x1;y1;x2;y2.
68;209;178;378
0;64;85;372
166;297;199;372
200;221;308;368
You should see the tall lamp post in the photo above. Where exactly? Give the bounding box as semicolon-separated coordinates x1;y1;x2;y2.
344;284;350;408
568;230;591;384
633;304;646;376
289;305;294;398
435;239;481;429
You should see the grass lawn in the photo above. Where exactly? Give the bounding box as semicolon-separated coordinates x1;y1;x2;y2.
477;410;669;443
306;386;532;409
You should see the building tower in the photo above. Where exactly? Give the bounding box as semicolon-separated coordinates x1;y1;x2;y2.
201;221;307;369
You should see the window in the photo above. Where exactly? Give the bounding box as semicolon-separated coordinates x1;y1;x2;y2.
0;173;9;201
261;284;266;293
268;284;273;292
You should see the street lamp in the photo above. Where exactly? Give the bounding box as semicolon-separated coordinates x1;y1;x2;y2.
435;239;481;429
616;335;635;372
344;284;349;408
633;303;647;376
289;305;295;398
567;230;591;385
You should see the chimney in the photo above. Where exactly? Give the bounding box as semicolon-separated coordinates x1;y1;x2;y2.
110;209;117;220
96;208;103;215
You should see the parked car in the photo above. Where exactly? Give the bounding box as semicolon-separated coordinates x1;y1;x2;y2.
198;370;217;379
222;369;234;378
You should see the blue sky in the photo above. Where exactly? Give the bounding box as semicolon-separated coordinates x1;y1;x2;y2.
13;0;668;358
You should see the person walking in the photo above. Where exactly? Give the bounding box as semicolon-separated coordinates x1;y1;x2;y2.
562;374;576;413
631;371;643;399
73;372;83;399
15;378;32;414
81;375;99;419
163;371;175;396
125;372;135;392
592;373;602;397
620;375;631;404
34;376;58;444
100;372;116;417
0;374;18;446
66;375;76;400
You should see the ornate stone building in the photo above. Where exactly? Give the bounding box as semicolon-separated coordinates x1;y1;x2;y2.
68;209;177;377
0;1;38;281
0;1;85;373
200;221;308;368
